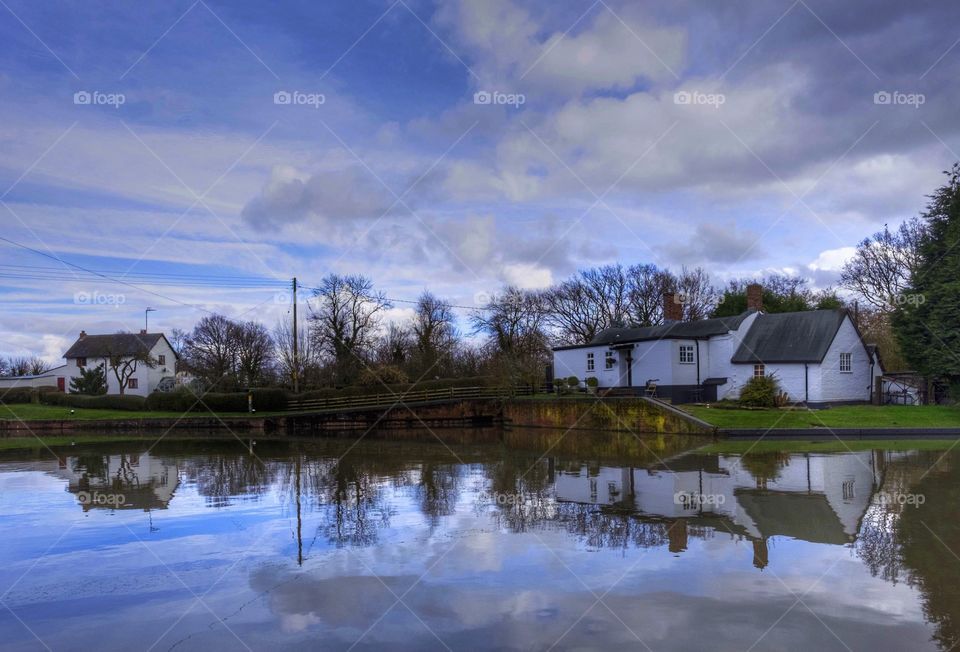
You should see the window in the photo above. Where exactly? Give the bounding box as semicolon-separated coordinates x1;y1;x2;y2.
76;357;86;368
605;352;616;370
679;344;695;364
586;352;595;372
127;378;138;389
753;364;765;377
839;352;852;373
158;354;166;366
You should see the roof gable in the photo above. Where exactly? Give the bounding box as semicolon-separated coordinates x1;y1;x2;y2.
63;333;169;359
731;310;847;364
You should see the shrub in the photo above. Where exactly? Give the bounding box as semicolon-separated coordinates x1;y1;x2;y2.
145;388;289;413
739;375;785;408
567;376;580;389
41;392;146;411
357;365;409;387
0;387;36;404
585;377;599;391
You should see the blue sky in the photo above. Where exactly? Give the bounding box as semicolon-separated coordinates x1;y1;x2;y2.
1;0;958;362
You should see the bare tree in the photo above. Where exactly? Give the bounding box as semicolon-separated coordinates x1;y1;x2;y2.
841;217;925;311
674;266;718;321
626;263;675;326
471;287;549;387
183;314;237;389
232;320;274;387
545;265;631;345
374;323;412;368
274;315;321;389
104;346;156;396
410;291;457;374
309;274;391;385
4;356;45;376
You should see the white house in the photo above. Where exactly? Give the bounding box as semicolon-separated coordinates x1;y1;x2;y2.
552;285;883;405
61;330;179;396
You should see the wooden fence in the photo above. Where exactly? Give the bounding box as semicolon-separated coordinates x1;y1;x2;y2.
285;385;541;413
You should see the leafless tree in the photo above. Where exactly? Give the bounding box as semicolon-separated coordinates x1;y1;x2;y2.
374;323;412;368
410;291;458;374
103;345;156;396
232;320;274;387
183;314;237;389
840;217;926;310
3;356;47;376
674;266;718;320
545;264;631;345
274;315;322;389
471;286;549;387
625;263;675;326
309;274;391;385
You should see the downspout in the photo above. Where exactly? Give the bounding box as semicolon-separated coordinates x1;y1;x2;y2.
695;340;701;385
804;363;809;404
626;346;634;388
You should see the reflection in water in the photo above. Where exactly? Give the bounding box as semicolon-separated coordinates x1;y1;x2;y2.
0;432;953;650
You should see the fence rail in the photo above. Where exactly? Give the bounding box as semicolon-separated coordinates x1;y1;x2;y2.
285;385;541;413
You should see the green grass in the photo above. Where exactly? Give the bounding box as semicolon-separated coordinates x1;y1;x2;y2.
0;403;255;421
698;438;959;454
683;404;960;429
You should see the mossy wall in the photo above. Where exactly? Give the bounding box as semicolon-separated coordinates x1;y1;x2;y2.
503;398;714;435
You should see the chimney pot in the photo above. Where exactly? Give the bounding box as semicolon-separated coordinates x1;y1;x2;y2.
747;283;763;312
79;330;86;339
140;329;147;335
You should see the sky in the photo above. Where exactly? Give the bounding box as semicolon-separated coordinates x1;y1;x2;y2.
1;0;959;363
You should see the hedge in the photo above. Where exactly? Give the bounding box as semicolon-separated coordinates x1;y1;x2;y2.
0;387;36;404
144;388;288;413
41;393;147;411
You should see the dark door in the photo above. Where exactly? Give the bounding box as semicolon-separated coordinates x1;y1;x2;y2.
57;377;65;392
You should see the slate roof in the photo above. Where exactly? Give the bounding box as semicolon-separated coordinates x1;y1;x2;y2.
63;333;166;359
730;309;846;363
554;311;755;350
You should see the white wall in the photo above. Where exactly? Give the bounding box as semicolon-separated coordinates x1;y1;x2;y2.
816;317;872;402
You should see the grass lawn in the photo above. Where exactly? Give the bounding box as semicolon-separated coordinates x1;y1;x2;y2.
0;403;255;421
683;404;960;429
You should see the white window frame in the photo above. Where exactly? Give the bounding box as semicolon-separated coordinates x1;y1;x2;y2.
679;344;695;364
586;352;595;372
753;364;765;377
839;352;852;373
605;351;616;370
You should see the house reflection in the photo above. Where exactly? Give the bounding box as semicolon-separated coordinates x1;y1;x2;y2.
51;452;178;511
553;451;911;566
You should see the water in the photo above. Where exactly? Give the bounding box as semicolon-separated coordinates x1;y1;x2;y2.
0;430;955;651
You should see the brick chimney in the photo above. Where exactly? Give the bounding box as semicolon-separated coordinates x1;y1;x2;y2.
746;283;763;312
79;330;87;339
140;329;147;335
663;292;684;322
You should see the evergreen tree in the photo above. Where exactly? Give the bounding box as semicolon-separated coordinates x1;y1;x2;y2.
69;363;107;395
893;164;960;381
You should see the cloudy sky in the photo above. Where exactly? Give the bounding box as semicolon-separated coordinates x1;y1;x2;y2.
1;0;958;362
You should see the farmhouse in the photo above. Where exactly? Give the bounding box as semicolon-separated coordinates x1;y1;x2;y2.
552;284;883;405
60;331;179;396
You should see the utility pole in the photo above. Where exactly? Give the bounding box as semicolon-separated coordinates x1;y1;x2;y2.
292;277;299;394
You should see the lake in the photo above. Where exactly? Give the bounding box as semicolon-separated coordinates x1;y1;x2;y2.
0;430;956;651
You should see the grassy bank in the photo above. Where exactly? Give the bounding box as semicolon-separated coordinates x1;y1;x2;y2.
683;404;960;429
699;438;959;454
0;404;255;421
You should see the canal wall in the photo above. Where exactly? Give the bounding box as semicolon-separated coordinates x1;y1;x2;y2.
502;397;715;435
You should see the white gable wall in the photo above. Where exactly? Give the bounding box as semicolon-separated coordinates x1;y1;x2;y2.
816;317;872;402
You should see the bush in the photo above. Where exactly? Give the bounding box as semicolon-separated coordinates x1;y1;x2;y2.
739;375;786;408
567;376;580;389
145;388;288;413
0;387;36;404
41;392;146;411
357;365;409;387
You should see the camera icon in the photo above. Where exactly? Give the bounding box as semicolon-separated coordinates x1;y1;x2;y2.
874;91;891;105
474;290;492;306
673;91;691;105
274;90;292;105
473;91;492;105
77;491;91;504
74;291;91;304
74;90;91;105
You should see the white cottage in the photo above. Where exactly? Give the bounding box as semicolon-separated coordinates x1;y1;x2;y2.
552;286;883;405
61;330;179;396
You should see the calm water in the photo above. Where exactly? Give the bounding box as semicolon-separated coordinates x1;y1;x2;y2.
0;430;957;651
